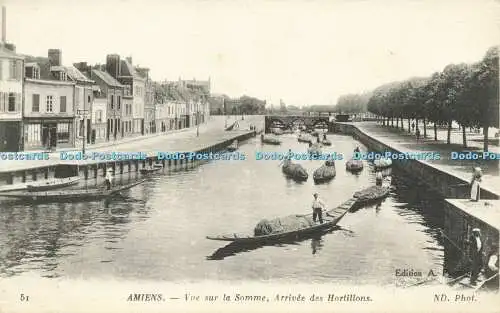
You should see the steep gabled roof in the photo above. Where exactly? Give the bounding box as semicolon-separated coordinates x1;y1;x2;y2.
119;59;144;81
92;69;124;88
23;55;52;80
65;66;94;83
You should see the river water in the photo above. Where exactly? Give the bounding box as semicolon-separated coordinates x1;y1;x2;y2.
0;132;446;286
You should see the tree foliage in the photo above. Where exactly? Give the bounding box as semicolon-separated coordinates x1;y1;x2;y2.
366;46;499;150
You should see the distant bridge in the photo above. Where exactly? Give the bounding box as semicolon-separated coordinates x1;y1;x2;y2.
264;115;331;133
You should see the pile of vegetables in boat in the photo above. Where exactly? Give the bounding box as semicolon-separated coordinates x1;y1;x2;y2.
353;185;390;203
282;161;308;181
346;159;363;171
254;215;315;236
298;133;313;143
374;157;392;169
308;143;322;155
313;161;336;183
322;138;332;146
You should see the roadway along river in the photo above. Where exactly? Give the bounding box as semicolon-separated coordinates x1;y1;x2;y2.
0;132;445;285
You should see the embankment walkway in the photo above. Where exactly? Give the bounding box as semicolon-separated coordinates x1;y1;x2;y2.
354;122;499;197
0;116;264;173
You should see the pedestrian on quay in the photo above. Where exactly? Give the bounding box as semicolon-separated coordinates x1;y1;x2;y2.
468;228;484;285
312;193;326;224
411;122;415;132
470;167;482;202
105;168;114;190
416;128;421;141
376;171;383;186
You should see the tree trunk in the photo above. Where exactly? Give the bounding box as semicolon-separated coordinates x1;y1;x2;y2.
401;116;404;130
446;120;452;144
396;117;399;129
391;118;394;127
484;125;489;152
408;119;411;133
423;117;427;138
462;125;467;148
416;119;419;131
434;123;437;141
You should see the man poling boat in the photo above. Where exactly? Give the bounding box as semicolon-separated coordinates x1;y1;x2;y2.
312;193;327;224
105;168;114;190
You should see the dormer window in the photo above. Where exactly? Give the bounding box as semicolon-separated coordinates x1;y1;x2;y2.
33;67;40;79
60;72;67;81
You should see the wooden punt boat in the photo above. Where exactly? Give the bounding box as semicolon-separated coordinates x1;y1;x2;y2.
24;176;81;192
206;198;357;243
321;138;332;146
272;128;284;135
282;161;308;181
374;157;392;169
346;159;364;172
308;144;322;155
297;134;313;143
0;179;146;202
313;161;336;184
227;140;238;151
140;167;162;174
260;134;281;145
353;185;390;204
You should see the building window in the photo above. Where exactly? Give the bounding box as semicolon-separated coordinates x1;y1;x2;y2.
117;96;121;110
60;96;67;113
96;110;102;123
27;124;41;145
33;67;40;79
57;123;70;143
88;95;91;104
9;60;16;79
8;93;16;112
110;95;114;109
46;96;54;112
32;94;40;112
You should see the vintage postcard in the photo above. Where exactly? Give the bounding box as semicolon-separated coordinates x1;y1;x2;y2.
0;0;498;312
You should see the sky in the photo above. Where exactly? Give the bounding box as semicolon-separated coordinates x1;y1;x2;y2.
3;0;500;107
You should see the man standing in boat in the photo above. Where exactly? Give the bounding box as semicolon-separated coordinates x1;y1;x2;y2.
312;193;326;224
105;168;114;190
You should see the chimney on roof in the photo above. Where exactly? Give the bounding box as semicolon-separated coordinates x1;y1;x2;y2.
48;49;62;66
2;6;6;43
106;54;121;78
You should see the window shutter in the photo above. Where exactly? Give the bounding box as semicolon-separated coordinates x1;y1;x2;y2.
16;61;22;80
16;93;21;111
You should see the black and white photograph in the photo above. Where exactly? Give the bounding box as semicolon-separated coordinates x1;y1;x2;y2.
0;0;498;312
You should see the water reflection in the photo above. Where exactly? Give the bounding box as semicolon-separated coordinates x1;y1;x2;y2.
0;192;148;278
207;227;345;260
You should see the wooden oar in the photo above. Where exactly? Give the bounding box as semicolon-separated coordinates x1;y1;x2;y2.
475;273;498;291
446;273;470;286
